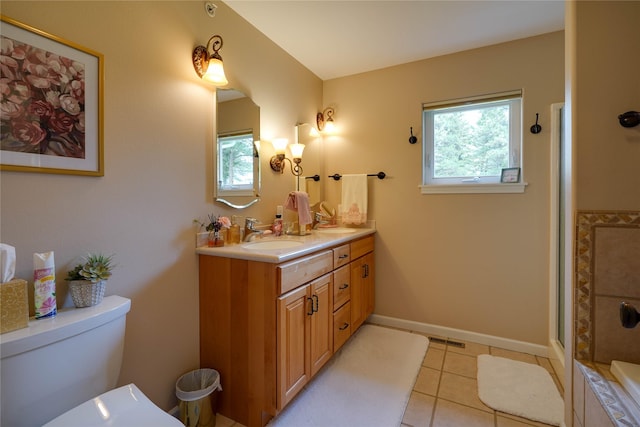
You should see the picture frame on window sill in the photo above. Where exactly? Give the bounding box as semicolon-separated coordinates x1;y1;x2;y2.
0;15;104;176
500;167;521;183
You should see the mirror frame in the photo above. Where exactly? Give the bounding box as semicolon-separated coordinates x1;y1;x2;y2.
215;88;261;209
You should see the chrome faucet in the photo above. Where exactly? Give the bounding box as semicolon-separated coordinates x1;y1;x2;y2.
244;217;264;242
313;211;329;229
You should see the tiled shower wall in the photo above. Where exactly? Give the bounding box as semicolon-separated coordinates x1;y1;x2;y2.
575;211;640;363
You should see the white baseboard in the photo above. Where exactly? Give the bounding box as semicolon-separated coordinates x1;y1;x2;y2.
368;314;549;357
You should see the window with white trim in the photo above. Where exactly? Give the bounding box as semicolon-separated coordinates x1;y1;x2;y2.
421;90;525;194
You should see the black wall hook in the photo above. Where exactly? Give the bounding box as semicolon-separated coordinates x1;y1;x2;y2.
530;113;542;134
618;111;640;128
409;127;418;144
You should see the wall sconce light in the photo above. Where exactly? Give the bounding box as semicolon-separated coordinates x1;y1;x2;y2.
316;107;336;133
270;138;305;177
192;35;229;85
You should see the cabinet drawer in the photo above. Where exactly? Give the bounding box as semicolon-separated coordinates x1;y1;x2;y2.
278;250;333;295
333;302;351;351
351;235;374;260
332;244;350;268
332;265;350;311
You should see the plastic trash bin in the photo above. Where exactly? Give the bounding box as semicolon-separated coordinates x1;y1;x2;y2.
176;368;222;427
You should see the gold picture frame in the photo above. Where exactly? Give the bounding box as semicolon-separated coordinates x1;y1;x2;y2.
0;15;104;176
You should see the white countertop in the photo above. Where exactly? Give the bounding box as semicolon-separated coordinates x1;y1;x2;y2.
196;228;376;263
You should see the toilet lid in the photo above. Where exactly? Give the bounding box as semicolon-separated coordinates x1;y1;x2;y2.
43;383;184;427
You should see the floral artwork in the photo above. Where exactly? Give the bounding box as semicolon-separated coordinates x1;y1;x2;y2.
1;36;87;157
0;16;103;175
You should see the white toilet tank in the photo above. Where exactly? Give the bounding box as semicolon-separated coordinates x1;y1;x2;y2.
0;295;131;427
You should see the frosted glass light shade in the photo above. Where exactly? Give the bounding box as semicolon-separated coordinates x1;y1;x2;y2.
323;119;336;134
290;143;305;159
271;138;288;154
203;58;228;85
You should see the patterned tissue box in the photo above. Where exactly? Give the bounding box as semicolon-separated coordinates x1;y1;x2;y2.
1;279;29;334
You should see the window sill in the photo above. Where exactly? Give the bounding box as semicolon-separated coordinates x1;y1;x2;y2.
420;182;528;194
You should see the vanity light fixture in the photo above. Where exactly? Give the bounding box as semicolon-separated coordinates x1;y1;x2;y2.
269;138;305;177
192;35;229;86
316;107;336;133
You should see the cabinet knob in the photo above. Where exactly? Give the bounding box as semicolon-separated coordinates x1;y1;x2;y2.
339;322;349;331
339;283;349;290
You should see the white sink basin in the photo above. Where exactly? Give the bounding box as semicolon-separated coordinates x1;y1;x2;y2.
243;240;304;250
315;228;357;234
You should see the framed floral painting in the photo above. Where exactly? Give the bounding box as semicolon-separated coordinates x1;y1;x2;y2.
0;16;104;176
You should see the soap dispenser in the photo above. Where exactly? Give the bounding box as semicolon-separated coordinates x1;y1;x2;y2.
272;205;283;236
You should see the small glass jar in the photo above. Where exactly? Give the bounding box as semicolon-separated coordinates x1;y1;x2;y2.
208;230;225;247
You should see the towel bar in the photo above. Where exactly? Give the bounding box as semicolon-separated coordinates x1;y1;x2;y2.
328;172;386;181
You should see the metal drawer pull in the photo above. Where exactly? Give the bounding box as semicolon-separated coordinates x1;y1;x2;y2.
339;322;349;331
339;283;349;290
312;294;319;313
338;254;348;259
307;297;314;315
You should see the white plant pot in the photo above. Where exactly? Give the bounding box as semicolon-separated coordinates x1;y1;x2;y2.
67;279;106;308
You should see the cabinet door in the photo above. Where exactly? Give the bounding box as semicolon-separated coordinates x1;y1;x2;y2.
309;274;334;376
350;256;366;331
350;253;375;331
362;252;375;318
277;285;311;409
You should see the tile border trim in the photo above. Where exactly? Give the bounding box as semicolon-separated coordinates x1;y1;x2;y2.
574;210;640;361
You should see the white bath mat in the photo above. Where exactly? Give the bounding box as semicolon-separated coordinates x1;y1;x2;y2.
477;354;564;426
268;324;428;427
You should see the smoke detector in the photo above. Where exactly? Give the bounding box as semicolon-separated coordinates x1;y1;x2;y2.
205;2;217;18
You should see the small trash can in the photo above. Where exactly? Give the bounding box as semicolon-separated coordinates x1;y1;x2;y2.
176;368;222;427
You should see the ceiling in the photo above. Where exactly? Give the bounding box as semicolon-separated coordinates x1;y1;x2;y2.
223;0;565;81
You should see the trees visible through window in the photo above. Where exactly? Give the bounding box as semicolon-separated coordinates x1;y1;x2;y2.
422;91;522;189
217;132;254;191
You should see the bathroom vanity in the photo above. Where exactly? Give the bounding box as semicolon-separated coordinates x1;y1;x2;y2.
197;229;375;427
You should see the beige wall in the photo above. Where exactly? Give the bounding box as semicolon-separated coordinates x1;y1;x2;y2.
575;1;640;210
0;1;321;410
323;32;564;346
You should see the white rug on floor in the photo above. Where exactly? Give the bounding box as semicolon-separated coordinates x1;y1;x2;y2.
477;354;564;426
268;324;428;427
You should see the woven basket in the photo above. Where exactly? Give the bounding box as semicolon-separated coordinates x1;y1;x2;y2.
68;280;106;308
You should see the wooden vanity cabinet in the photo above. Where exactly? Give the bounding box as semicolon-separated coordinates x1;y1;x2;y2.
198;234;375;427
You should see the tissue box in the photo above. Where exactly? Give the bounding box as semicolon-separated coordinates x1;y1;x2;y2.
1;279;29;334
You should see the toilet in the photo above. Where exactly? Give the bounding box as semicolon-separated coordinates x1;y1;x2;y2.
0;295;182;427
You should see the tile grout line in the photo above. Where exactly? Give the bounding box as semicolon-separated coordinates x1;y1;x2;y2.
428;340;448;427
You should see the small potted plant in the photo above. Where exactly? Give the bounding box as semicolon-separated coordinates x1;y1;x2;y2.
194;214;231;247
66;253;114;308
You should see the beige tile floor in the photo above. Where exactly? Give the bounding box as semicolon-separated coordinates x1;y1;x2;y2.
402;332;563;427
213;328;564;427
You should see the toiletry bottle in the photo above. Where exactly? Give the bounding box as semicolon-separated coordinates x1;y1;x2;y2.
228;217;241;244
273;205;283;236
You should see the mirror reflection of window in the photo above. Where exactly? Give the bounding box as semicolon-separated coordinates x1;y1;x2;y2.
215;88;260;208
217;131;254;193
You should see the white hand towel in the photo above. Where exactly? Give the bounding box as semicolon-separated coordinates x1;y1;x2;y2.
340;174;367;225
